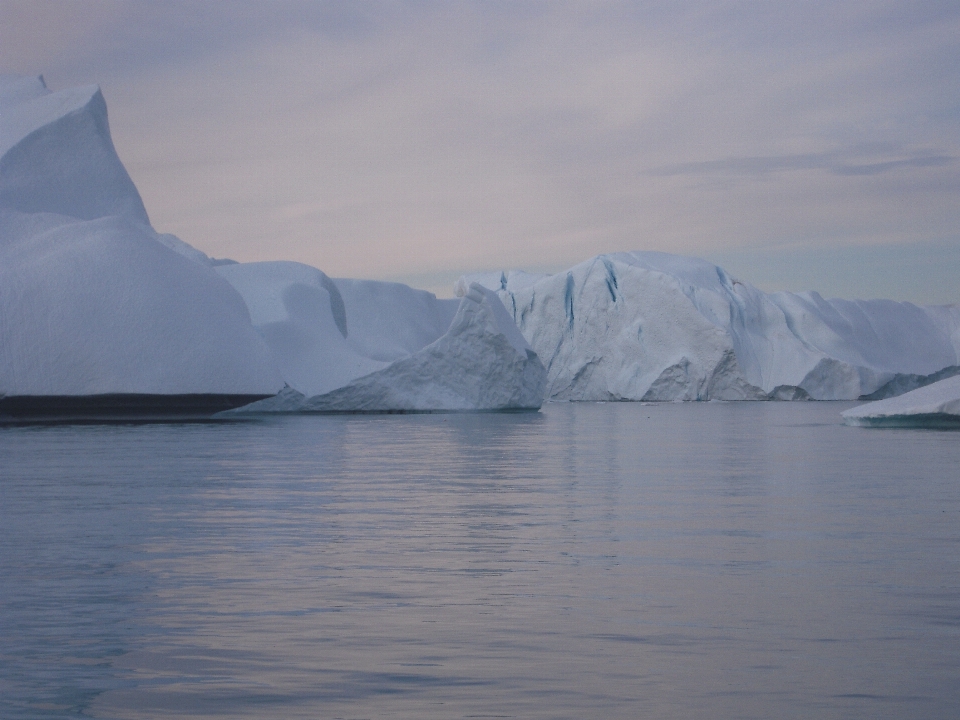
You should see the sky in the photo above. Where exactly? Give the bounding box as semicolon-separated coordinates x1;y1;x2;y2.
2;1;959;302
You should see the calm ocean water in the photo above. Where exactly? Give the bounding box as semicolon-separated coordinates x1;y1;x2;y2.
1;402;958;719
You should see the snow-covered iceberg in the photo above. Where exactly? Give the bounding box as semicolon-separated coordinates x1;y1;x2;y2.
216;262;546;413
0;75;284;417
1;75;544;417
842;374;960;427
459;252;960;402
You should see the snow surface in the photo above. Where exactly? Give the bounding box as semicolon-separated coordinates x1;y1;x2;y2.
842;374;960;427
458;252;960;401
217;266;546;413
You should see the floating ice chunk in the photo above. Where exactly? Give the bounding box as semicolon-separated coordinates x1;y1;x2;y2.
842;374;960;427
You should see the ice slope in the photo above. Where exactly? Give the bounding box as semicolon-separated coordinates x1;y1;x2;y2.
216;263;546;412
0;75;283;400
842;374;960;427
459;252;960;401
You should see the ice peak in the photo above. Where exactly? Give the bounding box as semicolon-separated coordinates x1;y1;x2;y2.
0;77;149;225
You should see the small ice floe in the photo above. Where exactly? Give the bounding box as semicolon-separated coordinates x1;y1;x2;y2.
842;374;960;428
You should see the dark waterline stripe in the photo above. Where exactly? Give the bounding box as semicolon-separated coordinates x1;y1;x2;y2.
0;393;273;422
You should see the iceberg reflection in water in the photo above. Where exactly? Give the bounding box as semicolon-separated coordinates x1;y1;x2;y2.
2;402;959;719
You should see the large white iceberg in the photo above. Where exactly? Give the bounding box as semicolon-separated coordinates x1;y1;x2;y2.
215;262;546;413
0;75;284;414
0;75;545;416
459;252;960;401
842;374;960;427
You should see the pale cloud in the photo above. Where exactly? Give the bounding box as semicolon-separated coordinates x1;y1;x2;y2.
2;1;959;302
649;151;956;177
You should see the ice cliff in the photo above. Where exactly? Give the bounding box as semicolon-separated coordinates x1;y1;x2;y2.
842;374;960;427
458;252;960;401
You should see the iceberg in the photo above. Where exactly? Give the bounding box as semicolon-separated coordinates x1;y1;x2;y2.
0;75;284;418
842;374;960;427
0;75;544;417
9;73;958;415
216;263;546;413
459;252;960;402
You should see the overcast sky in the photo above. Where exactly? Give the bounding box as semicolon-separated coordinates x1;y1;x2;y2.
3;1;959;302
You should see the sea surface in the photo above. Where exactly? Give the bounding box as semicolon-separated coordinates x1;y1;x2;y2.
2;401;959;719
